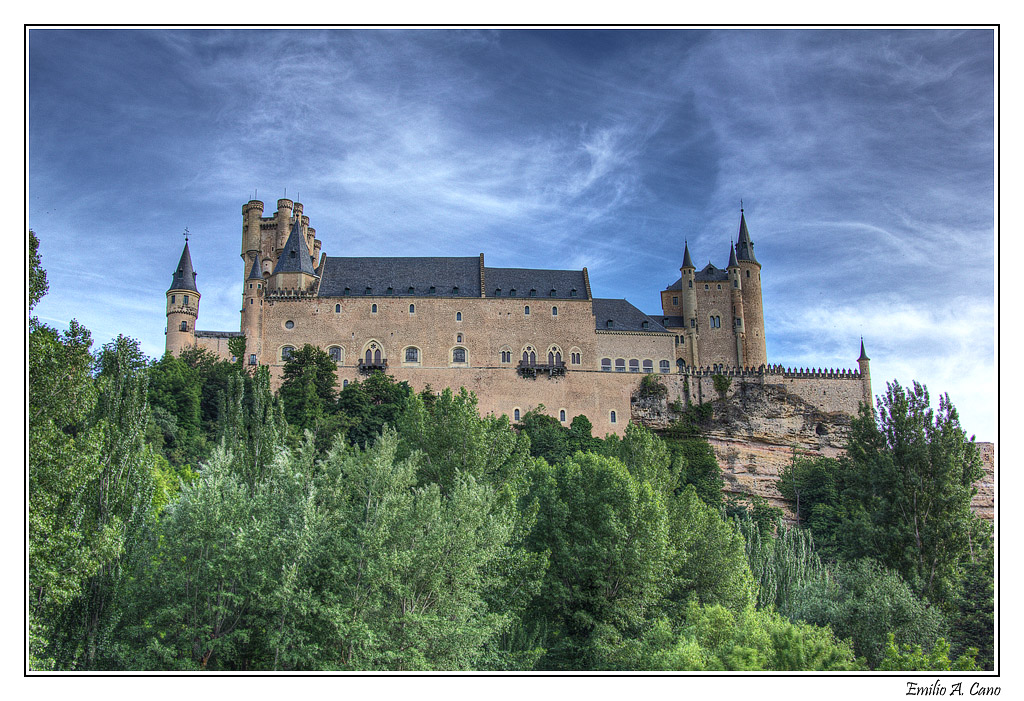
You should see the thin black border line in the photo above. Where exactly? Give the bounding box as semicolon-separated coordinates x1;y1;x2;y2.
24;23;999;679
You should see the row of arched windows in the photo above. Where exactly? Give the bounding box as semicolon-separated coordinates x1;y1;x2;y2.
329;304;562;319
601;358;672;373
510;408;617;425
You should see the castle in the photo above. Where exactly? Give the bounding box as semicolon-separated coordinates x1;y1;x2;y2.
165;198;872;435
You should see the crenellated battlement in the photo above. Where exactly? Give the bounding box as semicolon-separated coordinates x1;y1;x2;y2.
682;364;863;380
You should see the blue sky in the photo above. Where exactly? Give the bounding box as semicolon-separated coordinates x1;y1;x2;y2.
28;28;996;440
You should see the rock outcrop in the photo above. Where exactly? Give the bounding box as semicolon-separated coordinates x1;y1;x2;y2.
632;381;994;523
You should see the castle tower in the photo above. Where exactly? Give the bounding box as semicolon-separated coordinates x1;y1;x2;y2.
271;210;318;292
166;239;200;356
241;255;264;361
728;241;746;368
680;241;699;367
734;208;767;367
275;198;294;255
242;199;264;282
858;338;872;405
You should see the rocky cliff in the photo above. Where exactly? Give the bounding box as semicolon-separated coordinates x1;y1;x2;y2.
632;380;994;522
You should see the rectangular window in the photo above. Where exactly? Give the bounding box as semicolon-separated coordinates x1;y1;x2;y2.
672;296;678;305
249;354;257;366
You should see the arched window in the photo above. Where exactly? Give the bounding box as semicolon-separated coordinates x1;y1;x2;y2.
365;287;372;295
601;358;612;371
408;286;415;294
371;304;378;313
374;348;382;363
344;287;351;295
660;360;670;373
282;346;294;361
405;347;419;363
456;311;462;321
550;289;556;297
677;359;684;372
688;280;693;288
495;288;501;296
457;334;462;343
328;346;341;362
180;321;187;331
524;306;531;316
548;351;554;365
552;306;558;316
409;304;415;314
500;350;511;363
629;359;640;373
529;289;536;297
514;408;520;421
610;411;617;424
452;286;459;294
509;288;516;296
386;287;393;295
453;347;467;363
570;288;578;297
559;409;566;422
365;348;372;364
615;359;625;372
335;303;341;313
642;359;653;373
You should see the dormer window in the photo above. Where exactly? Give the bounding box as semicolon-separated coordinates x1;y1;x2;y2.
570;289;577;297
453;286;459;294
386;287;393;295
290;250;296;259
642;321;649;329
509;288;516;296
494;288;501;296
408;286;415;294
606;320;613;328
529;289;536;297
365;287;372;295
429;286;436;294
344;287;351;295
549;289;556;297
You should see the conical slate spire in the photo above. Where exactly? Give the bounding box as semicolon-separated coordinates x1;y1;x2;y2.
272;214;315;276
858;337;870;361
169;241;198;292
735;209;758;263
247;255;263;280
728;240;739;268
682;240;694;269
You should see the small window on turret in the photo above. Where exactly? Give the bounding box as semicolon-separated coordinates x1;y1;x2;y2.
171;295;175;304
183;295;189;305
688;280;693;288
180;321;187;331
734;280;738;288
746;270;750;278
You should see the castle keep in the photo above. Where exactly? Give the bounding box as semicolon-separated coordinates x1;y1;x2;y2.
165;199;872;435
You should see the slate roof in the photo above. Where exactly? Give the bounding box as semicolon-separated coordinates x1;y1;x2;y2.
592;298;668;333
318;256;482;297
665;277;683;291
682;241;694;269
169;241;198;292
736;211;758;263
658;315;687;328
273;216;316;276
247;256;263;280
728;242;739;268
695;263;729;282
484;267;587;300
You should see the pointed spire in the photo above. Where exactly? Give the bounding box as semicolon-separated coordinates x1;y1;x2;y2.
682;240;694;269
735;208;758;263
169;240;198;292
858;337;870;361
728;239;739;268
272;213;315;276
247;255;263;281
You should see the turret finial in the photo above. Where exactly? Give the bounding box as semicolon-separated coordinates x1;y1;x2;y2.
183;226;189;243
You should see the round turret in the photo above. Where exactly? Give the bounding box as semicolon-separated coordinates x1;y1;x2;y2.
276;198;294;252
166;240;200;356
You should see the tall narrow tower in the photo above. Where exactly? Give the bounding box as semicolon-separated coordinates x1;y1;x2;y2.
734;208;767;367
858;338;872;406
680;241;699;367
166;239;200;356
727;241;746;368
241;255;264;362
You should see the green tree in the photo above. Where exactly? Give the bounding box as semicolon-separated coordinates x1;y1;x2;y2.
516;406;571;465
877;634;978;672
147;352;205;467
843;381;984;606
278;344;339;431
789;558;948;668
336;372;412;448
525;452;669;669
